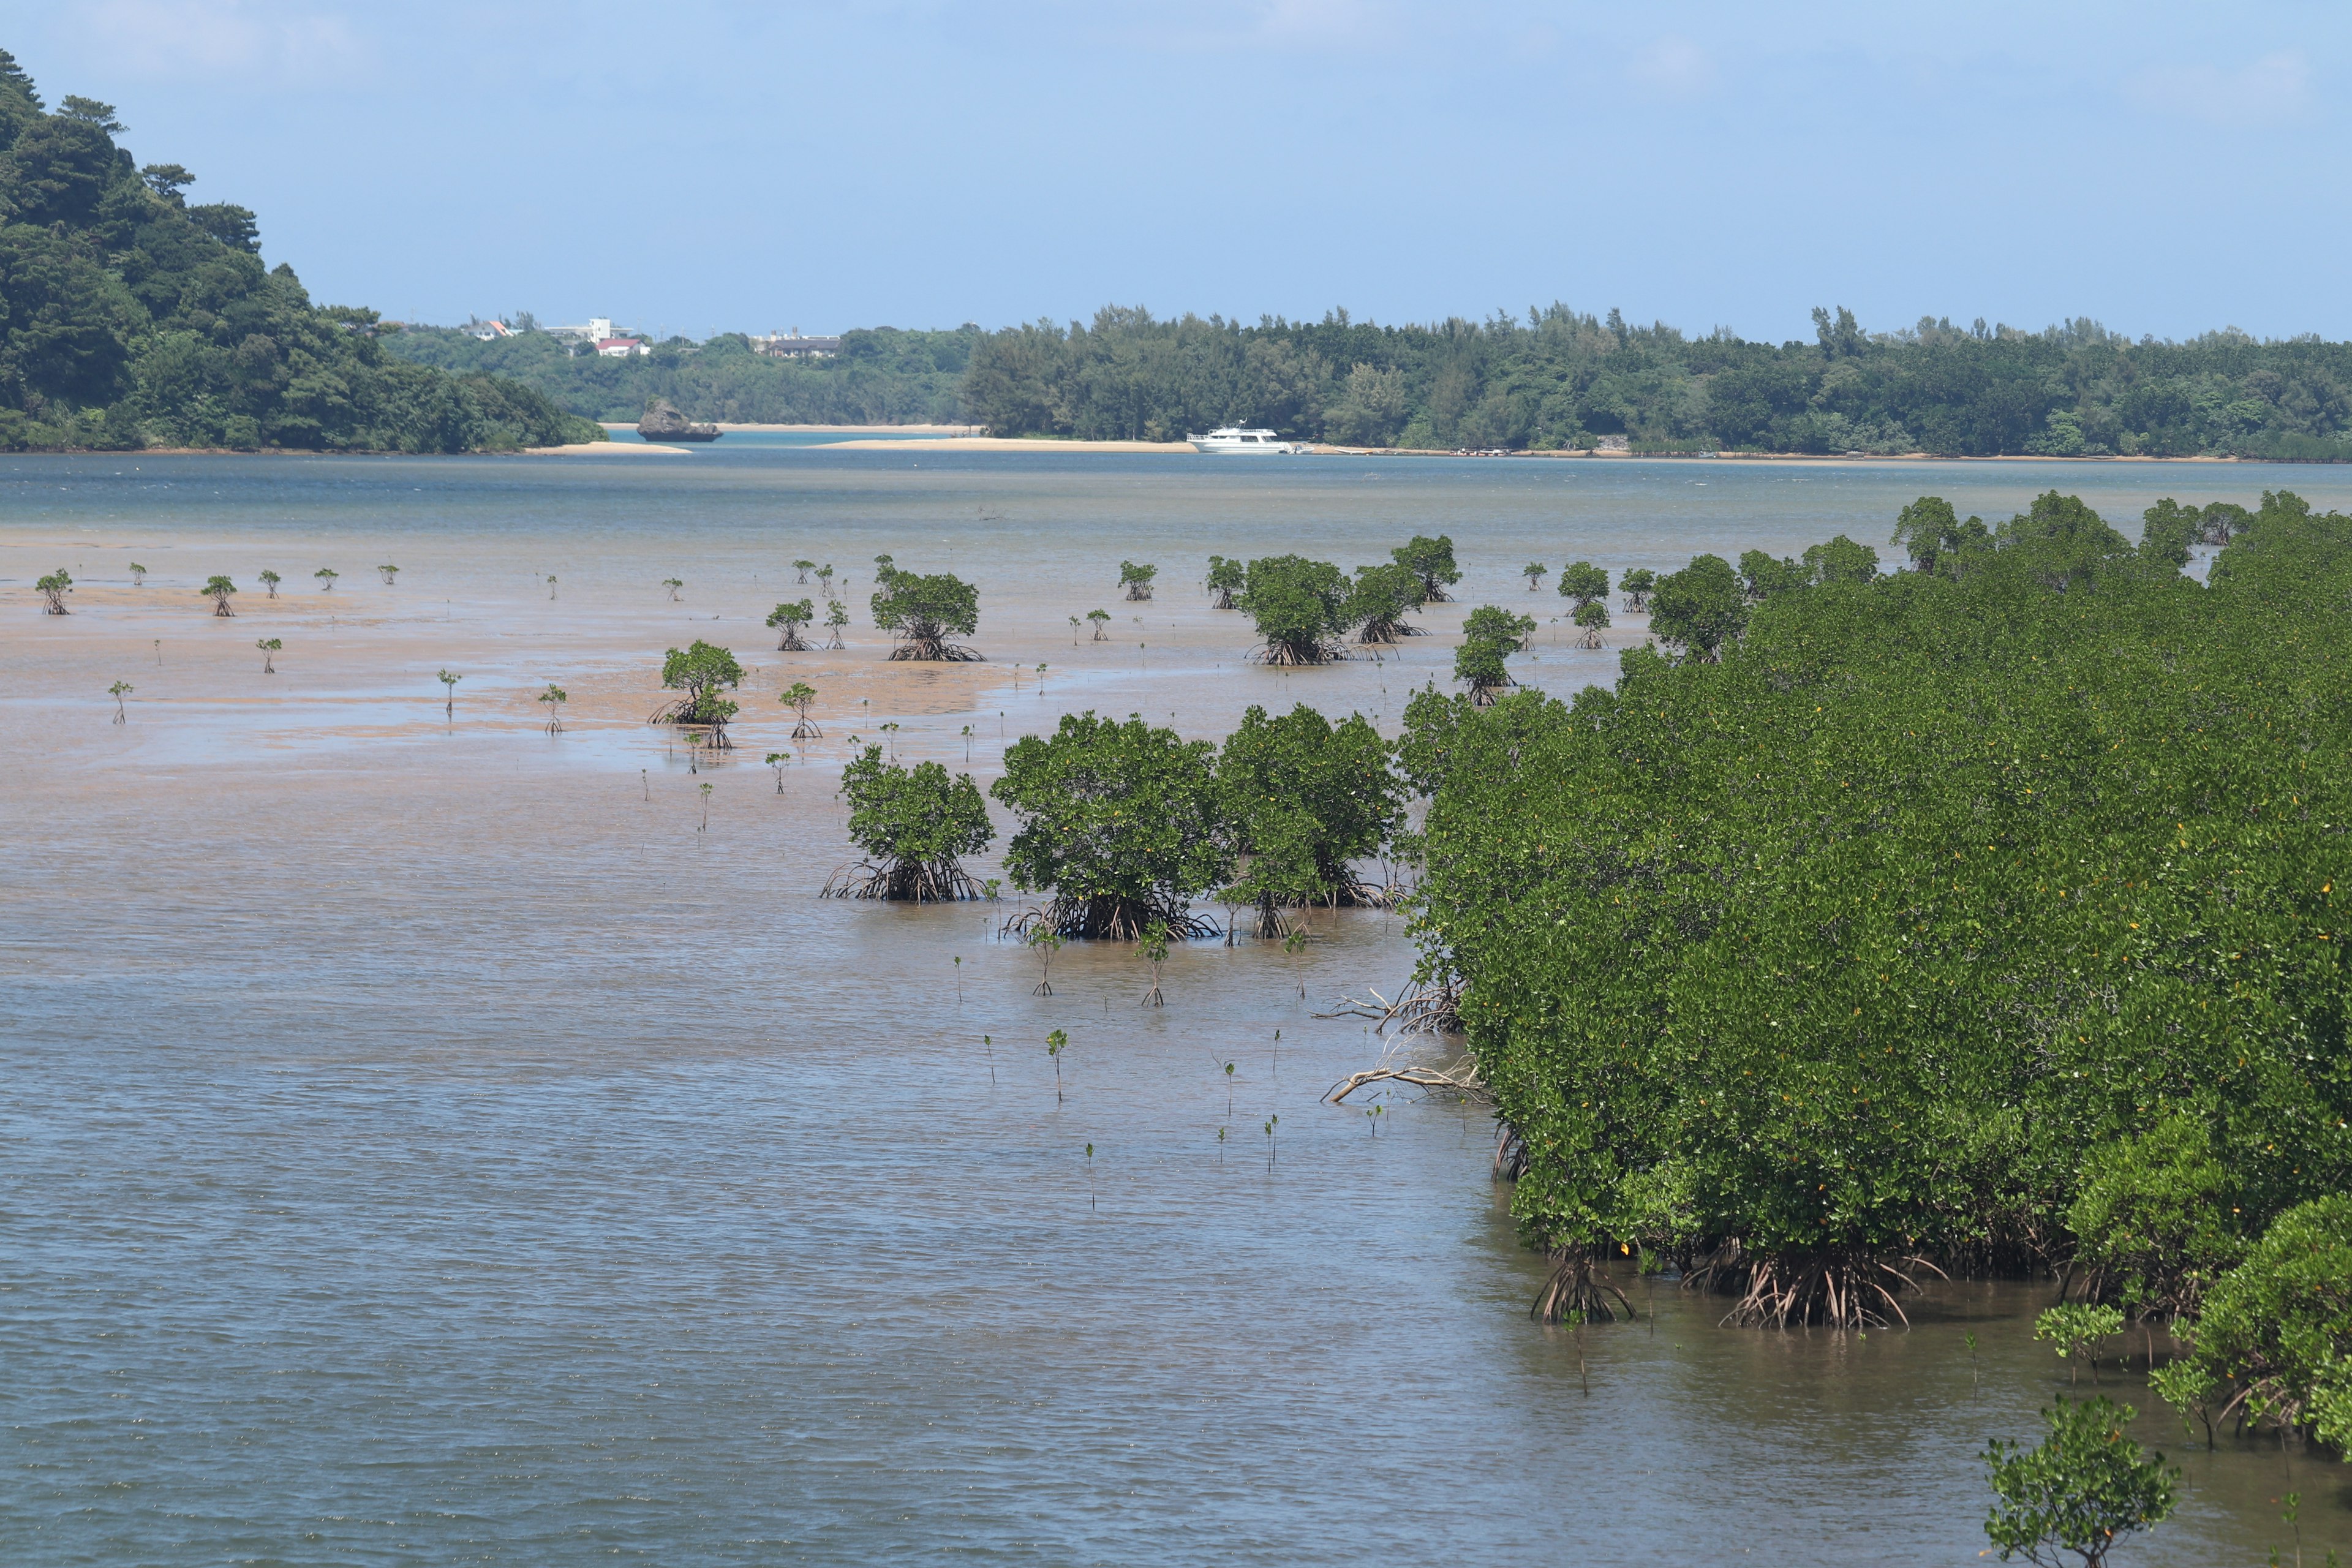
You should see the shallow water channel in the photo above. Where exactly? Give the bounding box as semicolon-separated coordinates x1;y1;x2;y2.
9;447;2352;1563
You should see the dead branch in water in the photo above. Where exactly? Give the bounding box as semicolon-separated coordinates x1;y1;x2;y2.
1316;977;1463;1036
1325;1033;1490;1104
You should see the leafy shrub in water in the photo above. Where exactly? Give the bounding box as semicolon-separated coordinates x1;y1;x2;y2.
824;745;993;902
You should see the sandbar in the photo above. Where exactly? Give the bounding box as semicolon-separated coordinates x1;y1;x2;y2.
815;436;1197;453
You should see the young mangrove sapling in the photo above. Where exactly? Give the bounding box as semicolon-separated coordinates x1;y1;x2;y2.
1139;919;1169;1007
650;639;744;747
109;679;131;723
378;565;399;586
767;598;815;651
1523;561;1548;592
540;683;567;733
1982;1397;2177;1568
437;668;459;717
793;558;815;584
1087;608;1111;641
258;569;281;599
256;636;281;673
824;600;848;647
663;577;684;601
781;680;821;738
129;564;146;586
203;576;238;616
1205;554;1245;609
1029;927;1061;994
314;567;337;591
36;569;72;614
1046;1027;1068;1101
1119;560;1157;601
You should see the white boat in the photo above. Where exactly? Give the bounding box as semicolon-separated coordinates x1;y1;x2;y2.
1188;426;1308;454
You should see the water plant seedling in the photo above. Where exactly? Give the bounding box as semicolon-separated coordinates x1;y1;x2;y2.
2035;1304;2125;1386
203;575;237;616
1068;615;1079;645
255;636;281;673
1085;1143;1095;1210
698;781;713;831
767;598;815;650
546;575;557;600
258;569;281;599
960;723;974;763
1138;919;1169;1007
663;577;684;601
1264;1114;1278;1169
1224;1060;1235;1117
766;752;789;791
781;682;821;739
314;567;337;591
1029;927;1061;995
108;680;131;723
1981;1396;2178;1566
540;684;567;733
1046;1028;1068;1102
36;569;72;614
824;601;848;647
129;564;146;586
437;668;460;718
1088;608;1110;640
982;1032;995;1086
1523;562;1548;592
378;565;398;585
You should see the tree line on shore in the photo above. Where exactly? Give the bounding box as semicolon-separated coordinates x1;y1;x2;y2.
0;54;601;453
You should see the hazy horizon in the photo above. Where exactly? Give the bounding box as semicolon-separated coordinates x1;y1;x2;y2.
12;2;2350;342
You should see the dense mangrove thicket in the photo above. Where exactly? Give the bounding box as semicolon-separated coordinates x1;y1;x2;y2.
1409;491;2352;1340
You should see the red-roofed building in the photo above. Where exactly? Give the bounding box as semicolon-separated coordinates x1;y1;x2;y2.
595;337;649;358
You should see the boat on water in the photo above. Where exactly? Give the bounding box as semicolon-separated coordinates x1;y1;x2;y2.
1187;426;1308;454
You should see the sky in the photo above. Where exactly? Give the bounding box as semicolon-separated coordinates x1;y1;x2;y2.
10;1;2351;342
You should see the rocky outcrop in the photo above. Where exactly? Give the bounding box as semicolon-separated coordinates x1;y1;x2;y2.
638;398;720;442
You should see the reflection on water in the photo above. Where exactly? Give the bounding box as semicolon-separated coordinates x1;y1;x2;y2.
9;449;2352;1563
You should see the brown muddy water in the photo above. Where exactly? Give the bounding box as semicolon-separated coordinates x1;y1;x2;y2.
9;445;2352;1564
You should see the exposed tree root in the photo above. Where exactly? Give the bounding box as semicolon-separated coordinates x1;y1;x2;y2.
821;858;983;901
1493;1123;1529;1178
1577;627;1605;650
1250;641;1348;666
1532;1251;1637;1324
1357;620;1427;644
790;715;823;739
1685;1241;1945;1329
775;628;809;651
888;637;983;661
1467;678;1512;707
1001;897;1220;942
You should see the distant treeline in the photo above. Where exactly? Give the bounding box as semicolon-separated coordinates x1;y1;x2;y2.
0;53;599;453
382;327;973;426
959;306;2352;457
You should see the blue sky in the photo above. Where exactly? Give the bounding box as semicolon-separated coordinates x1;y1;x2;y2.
12;2;2349;341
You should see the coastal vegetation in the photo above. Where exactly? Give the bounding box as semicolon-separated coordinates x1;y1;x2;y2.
1120;560;1157;601
1215;703;1403;935
1205;556;1245;608
1452;606;1534;705
870;560;979;661
767;598;814;650
1393;535;1458;603
0;53;598;452
37;568;70;613
823;745;993;901
954;304;2352;459
538;684;565;733
1982;1398;2177;1566
1240;554;1354;665
652;639;743;743
993;711;1228;939
259;570;281;598
1346;563;1424;645
1408;488;2352;1378
202;575;236;615
255;636;279;673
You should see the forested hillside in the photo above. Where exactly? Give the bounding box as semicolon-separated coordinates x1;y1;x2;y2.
0;53;598;452
959;305;2352;457
382;325;973;426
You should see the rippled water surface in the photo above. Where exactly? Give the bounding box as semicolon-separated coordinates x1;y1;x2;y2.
10;448;2352;1564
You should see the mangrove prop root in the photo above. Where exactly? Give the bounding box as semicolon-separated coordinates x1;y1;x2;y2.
887;638;983;662
1494;1123;1529;1178
776;629;809;651
1532;1252;1637;1325
1000;898;1219;943
1685;1242;1946;1330
1249;641;1349;667
821;858;984;902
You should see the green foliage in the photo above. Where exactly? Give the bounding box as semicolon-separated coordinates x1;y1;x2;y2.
1737;549;1811;601
1392;535;1460;603
992;710;1229;938
1556;560;1610;609
1522;561;1547;589
200;574;235;614
767;598;815;649
1983;1398;2178;1567
869;560;979;659
1646;552;1748;660
659;639;744;726
2068;1115;2242;1319
1118;559;1157;598
2036;1305;2126;1381
835;744;993;900
1216;703;1402;918
35;567;70;612
2154;1196;2352;1446
1409;496;2352;1327
383;320;973;425
1345;562;1423;644
1619;567;1657;608
1241;554;1353;664
1455;605;1535;704
1891;495;1994;576
1205;554;1246;607
1802;533;1880;584
955;303;2352;457
0;58;599;453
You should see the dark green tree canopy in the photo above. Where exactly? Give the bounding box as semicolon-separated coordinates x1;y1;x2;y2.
1455;605;1534;704
1801;533;1880;584
1241;553;1354;664
0;58;599;453
1556;560;1610;609
870;561;980;660
827;745;993;902
1346;562;1423;643
1216;703;1403;922
1392;534;1460;603
1205;554;1246;607
658;639;744;726
1646;552;1749;660
992;710;1230;939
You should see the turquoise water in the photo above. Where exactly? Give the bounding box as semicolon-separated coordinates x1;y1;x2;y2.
8;449;2352;1564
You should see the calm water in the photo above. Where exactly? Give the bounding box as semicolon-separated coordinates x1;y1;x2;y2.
9;448;2352;1564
